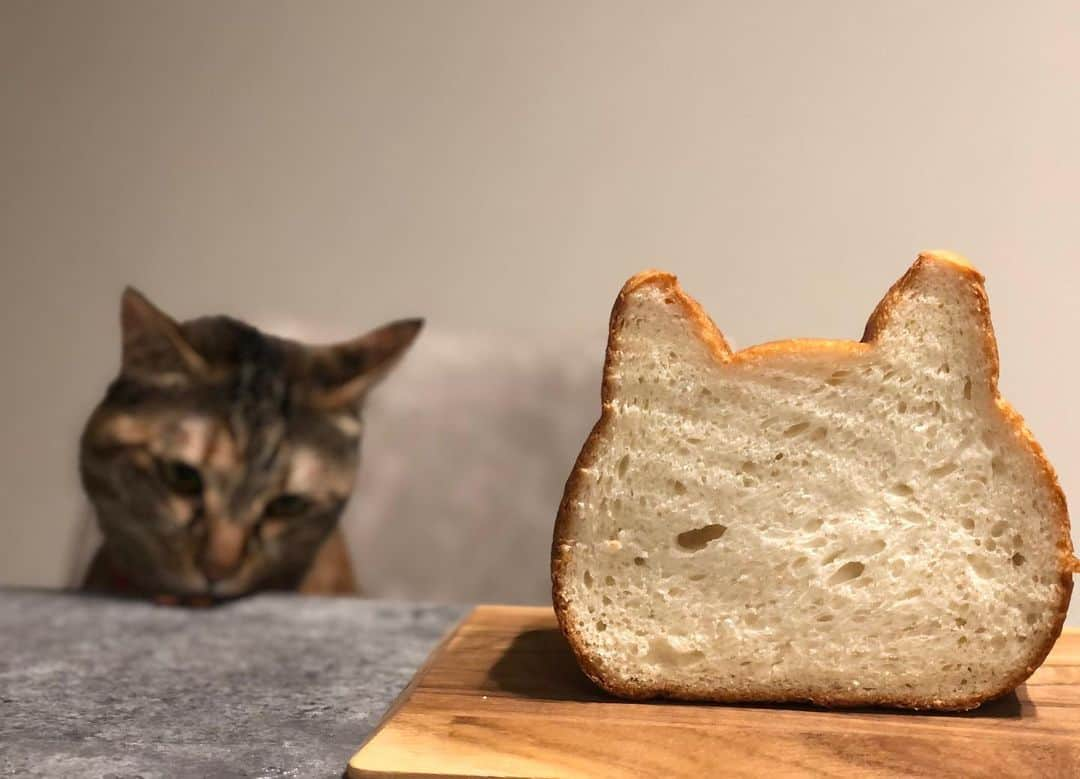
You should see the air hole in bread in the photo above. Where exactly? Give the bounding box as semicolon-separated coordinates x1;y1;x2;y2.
1012;553;1026;567
822;548;846;566
688;573;707;581
802;518;824;533
583;570;594;588
889;483;915;497
826;370;850;386
967;554;994;579
827;561;865;585
676;524;728;551
646;638;705;667
929;462;957;479
961;517;976;532
783;421;811;437
868;539;887;555
617;454;630;479
672;480;687;494
596;620;607;632
990;521;1007;538
633;556;647;567
963;377;972;400
604;575;616;587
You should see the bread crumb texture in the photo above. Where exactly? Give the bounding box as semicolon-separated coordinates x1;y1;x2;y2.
553;253;1077;710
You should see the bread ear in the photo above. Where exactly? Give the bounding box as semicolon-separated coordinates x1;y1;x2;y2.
607;271;732;384
862;252;999;388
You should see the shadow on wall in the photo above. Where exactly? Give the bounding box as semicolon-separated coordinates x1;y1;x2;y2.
345;327;604;605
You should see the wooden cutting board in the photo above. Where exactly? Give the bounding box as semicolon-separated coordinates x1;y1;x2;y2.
348;607;1080;778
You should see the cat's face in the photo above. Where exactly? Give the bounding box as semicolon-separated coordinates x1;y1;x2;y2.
80;288;421;599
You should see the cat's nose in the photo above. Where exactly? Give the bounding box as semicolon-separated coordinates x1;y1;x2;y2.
201;518;246;582
201;557;239;583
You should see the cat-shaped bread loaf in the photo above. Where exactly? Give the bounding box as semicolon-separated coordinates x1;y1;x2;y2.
553;252;1078;710
80;288;420;602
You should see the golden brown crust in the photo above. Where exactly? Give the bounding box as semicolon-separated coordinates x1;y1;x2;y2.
552;251;1076;711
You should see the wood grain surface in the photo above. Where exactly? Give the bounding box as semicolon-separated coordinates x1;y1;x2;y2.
348;607;1080;778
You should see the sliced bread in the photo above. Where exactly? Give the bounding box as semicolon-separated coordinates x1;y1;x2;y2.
552;251;1077;710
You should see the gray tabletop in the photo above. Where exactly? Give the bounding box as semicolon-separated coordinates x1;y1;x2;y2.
0;589;467;778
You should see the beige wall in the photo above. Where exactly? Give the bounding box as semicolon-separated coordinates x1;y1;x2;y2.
2;2;1078;620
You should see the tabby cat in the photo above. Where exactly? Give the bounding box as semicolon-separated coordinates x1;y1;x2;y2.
80;287;421;602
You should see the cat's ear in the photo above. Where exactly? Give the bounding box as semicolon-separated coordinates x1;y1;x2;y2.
308;318;423;408
120;287;207;378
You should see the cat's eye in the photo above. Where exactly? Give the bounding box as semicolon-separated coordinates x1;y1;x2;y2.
263;493;311;518
158;459;204;497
